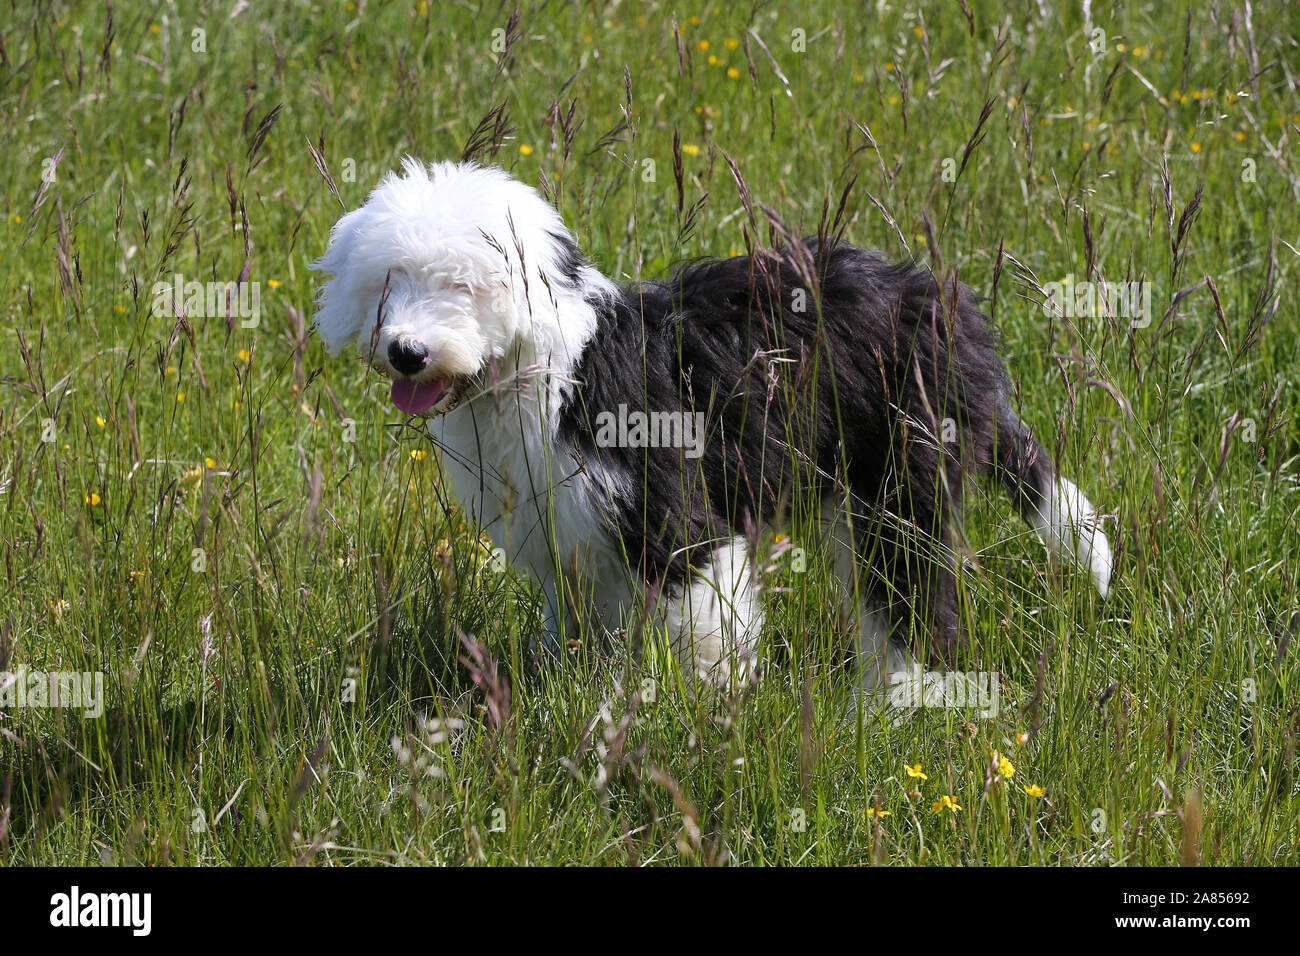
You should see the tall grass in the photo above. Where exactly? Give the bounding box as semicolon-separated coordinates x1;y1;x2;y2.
0;0;1296;865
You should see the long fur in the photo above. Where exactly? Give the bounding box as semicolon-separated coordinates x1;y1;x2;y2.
312;159;1112;690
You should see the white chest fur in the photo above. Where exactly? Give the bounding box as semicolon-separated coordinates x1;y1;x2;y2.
428;384;633;631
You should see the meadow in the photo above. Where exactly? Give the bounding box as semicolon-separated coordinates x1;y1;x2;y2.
0;0;1297;865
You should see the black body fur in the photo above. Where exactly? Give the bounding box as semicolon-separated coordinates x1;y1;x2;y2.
556;239;1052;662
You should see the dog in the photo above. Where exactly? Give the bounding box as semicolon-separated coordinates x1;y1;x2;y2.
311;158;1111;693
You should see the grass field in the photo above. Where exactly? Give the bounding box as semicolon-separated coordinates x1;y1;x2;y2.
1;0;1297;866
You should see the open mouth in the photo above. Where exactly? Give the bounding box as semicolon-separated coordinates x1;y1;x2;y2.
390;376;463;416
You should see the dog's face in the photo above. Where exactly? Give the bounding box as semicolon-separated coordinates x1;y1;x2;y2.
311;159;588;415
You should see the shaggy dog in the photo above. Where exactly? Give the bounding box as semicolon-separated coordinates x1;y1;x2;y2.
312;159;1111;692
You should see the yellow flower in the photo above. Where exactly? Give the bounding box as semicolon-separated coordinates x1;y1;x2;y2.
904;762;928;781
682;144;700;156
410;449;428;461
205;457;217;469
1235;131;1247;142
417;0;427;14
267;279;281;288
166;365;176;375
519;144;534;156
1023;784;1046;798
913;26;924;38
1133;45;1147;56
688;15;700;25
885;62;894;72
889;95;901;106
724;38;739;50
995;752;1016;779
697;40;710;51
727;67;741;79
50;598;70;621
10;214;22;224
176;392;186;402
1190;142;1201;153
931;795;961;813
149;23;161;34
237;348;251;363
865;807;892;818
95;415;106;428
85;492;101;506
1015;731;1030;747
707;54;719;65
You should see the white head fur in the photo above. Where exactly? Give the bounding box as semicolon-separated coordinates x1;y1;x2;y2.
311;158;611;415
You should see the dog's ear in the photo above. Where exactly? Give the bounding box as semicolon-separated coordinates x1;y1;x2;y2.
309;210;366;354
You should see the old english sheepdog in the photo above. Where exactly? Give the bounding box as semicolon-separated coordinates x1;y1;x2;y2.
311;159;1111;693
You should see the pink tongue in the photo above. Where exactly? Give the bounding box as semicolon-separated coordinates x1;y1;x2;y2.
390;378;450;415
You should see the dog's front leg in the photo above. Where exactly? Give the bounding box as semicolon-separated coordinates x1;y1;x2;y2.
665;536;761;690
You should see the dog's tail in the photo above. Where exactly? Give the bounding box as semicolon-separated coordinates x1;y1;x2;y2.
990;392;1112;598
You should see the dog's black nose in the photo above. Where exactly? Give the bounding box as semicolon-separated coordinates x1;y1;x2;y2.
388;339;429;375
